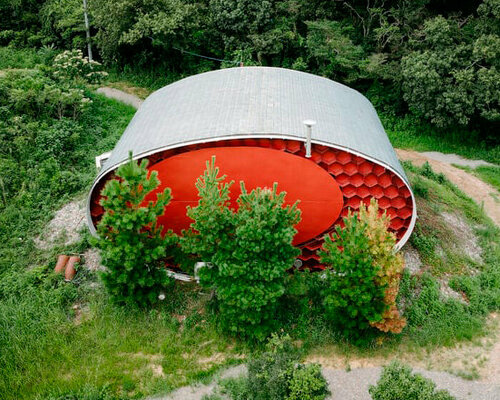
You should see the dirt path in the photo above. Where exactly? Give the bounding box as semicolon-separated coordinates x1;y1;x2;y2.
96;87;144;109
397;149;500;226
420;151;495;168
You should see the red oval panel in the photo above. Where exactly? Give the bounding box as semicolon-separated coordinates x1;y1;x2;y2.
146;147;343;245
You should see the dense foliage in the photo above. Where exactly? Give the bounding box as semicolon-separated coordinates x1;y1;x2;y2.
318;200;405;340
95;155;177;306
182;158;301;340
1;0;498;142
216;334;329;400
0;65;92;210
369;361;455;400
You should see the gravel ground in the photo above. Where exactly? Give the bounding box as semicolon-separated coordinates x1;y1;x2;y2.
323;367;500;400
147;364;500;400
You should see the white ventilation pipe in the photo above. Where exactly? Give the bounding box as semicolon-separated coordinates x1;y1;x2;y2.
303;119;316;158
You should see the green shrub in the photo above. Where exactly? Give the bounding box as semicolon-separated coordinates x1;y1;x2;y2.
246;334;299;400
95;154;177;307
182;157;301;340
287;363;329;400
318;200;405;341
243;334;329;400
412;176;429;199
369;361;455;400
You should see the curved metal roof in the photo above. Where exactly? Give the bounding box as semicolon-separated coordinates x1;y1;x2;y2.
95;66;408;185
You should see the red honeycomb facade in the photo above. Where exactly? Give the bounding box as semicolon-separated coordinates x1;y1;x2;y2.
89;138;413;270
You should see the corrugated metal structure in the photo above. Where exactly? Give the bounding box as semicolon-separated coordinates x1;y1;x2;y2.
88;67;416;269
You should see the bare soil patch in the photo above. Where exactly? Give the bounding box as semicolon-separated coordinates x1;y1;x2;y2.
440;211;482;262
35;198;86;249
96;87;143;109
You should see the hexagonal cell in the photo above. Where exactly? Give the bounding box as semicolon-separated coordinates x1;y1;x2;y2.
243;138;258;146
342;185;357;198
314;144;328;154
397;207;412;219
328;163;344;175
353;155;366;164
392;176;405;188
357;187;370;198
347;196;361;208
317;161;328;171
378;197;391;208
271;139;286;150
373;164;386;176
369;186;384;197
360;197;371;207
350;174;364;187
258;138;271;148
337;152;352;165
335;173;350;186
399;186;411;198
90;204;104;217
344;162;358;176
321;151;336;165
386;207;398;218
309;151;322;163
391;197;406;208
307;241;323;251
384;186;399;199
365;174;378;187
358;162;373;175
390;218;404;230
378;174;392;188
286;140;302;153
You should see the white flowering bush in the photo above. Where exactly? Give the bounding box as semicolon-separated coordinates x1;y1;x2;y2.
6;71;92;120
52;49;108;84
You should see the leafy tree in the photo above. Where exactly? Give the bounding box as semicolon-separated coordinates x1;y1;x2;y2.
401;9;499;127
95;154;177;307
318;199;405;340
0;0;44;46
305;20;366;83
361;200;406;334
89;0;195;62
40;0;87;50
181;157;301;340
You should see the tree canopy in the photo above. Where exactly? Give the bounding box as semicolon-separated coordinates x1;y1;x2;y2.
1;0;498;138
